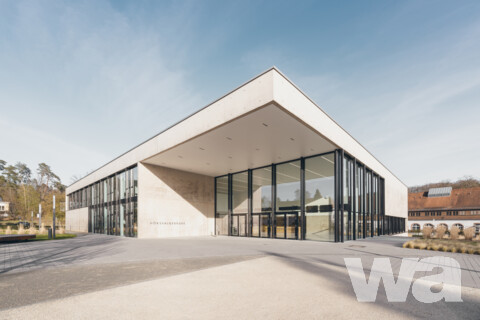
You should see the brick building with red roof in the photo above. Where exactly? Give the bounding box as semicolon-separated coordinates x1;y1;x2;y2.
408;186;480;232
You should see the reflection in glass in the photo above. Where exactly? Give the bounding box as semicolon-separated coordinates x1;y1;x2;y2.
215;176;229;236
343;157;352;240
252;215;259;237
231;216;239;236
356;166;364;239
232;172;248;213
286;213;298;239
238;215;246;236
275;214;285;238
252;167;272;213
260;215;270;237
366;171;371;237
276;161;301;212
304;153;335;241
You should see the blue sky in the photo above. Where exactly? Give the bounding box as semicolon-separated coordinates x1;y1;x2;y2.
1;0;479;186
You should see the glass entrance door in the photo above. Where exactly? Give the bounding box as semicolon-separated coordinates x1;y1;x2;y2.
252;214;270;238
231;214;247;236
275;212;299;239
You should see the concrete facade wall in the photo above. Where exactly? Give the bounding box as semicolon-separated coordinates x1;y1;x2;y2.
138;163;214;238
65;207;88;232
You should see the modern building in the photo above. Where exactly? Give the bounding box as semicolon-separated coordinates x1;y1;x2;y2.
408;186;480;233
66;67;408;242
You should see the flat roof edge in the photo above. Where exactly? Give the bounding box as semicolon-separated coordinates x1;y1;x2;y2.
67;67;279;190
271;68;408;189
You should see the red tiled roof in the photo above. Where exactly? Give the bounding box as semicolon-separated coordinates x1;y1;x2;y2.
409;187;480;210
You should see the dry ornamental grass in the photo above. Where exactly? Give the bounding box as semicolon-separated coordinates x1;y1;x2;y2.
436;225;447;239
450;226;460;240
422;226;433;239
464;227;475;241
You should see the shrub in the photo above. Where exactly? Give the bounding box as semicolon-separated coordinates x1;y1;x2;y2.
460;247;467;254
422;226;433;239
450;226;460;240
468;249;475;254
450;247;457;253
6;226;12;235
464;227;475;241
27;226;37;235
58;227;65;235
436;225;447;239
17;225;25;235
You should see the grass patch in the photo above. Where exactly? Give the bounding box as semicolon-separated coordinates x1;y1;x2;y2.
29;233;77;241
403;238;480;255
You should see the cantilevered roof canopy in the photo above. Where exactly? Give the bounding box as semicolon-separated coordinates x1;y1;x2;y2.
143;103;336;176
68;67;406;201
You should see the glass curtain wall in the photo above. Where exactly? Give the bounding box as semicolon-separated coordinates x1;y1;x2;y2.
356;165;364;239
231;172;248;236
251;167;272;238
365;170;372;237
372;175;378;236
215;175;229;235
343;156;354;240
275;160;301;239
211;150;396;242
305;154;335;241
74;165;138;238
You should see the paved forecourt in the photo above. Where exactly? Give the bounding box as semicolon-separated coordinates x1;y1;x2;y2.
1;234;480;319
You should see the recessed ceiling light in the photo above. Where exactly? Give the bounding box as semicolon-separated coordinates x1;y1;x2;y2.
262;123;268;127
255;148;260;151
310;148;314;152
178;155;183;159
290;138;295;141
226;137;232;140
199;147;205;151
278;156;282;159
228;156;232;159
206;162;210;165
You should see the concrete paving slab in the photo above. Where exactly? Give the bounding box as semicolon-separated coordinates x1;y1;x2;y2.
1;256;479;320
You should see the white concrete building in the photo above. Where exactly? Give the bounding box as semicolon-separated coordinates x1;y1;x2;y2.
66;68;408;241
